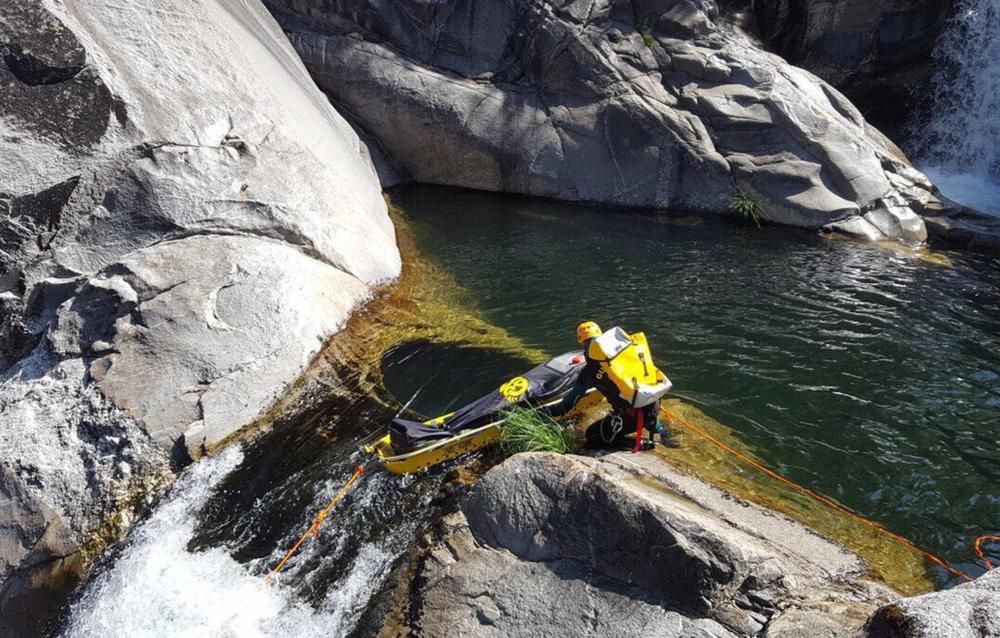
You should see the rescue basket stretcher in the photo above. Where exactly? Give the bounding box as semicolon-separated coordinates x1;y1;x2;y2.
363;327;672;475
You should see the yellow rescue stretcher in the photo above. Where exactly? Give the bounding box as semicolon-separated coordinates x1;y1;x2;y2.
365;329;671;476
362;395;584;475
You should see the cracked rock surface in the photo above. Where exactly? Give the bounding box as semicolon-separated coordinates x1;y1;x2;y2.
0;0;399;631
399;452;897;637
269;0;931;241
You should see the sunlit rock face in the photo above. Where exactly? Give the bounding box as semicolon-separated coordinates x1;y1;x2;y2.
399;452;897;638
0;0;398;632
864;568;1000;638
270;0;930;242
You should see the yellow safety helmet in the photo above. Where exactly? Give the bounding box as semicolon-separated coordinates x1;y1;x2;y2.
576;321;602;344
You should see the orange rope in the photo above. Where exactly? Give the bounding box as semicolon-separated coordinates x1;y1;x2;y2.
267;465;365;582
975;536;1000;570
660;406;983;582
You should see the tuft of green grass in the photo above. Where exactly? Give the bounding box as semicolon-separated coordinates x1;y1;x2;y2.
501;406;579;455
635;18;654;48
729;189;765;227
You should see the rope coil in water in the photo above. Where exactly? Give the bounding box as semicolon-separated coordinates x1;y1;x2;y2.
660;406;995;581
268;464;366;582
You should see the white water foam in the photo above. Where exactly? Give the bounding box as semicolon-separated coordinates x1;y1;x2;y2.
921;166;1000;216
911;0;1000;215
62;448;395;638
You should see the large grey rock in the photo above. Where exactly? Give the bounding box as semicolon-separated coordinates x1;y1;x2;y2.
752;0;952;138
269;0;930;241
920;196;1000;254
864;568;1000;638
416;510;739;638
401;452;896;637
69;234;370;450
0;352;170;637
0;0;399;630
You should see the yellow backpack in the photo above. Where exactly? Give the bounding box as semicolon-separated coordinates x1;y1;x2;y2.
587;327;672;408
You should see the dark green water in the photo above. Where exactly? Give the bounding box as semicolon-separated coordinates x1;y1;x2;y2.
389;184;1000;574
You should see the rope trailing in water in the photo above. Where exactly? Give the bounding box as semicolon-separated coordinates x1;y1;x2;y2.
975;536;1000;570
660;406;994;582
267;464;366;582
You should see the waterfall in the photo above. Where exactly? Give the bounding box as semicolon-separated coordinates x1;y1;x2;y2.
909;0;1000;215
61;447;415;638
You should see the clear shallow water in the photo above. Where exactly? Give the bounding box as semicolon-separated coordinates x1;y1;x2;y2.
391;184;1000;569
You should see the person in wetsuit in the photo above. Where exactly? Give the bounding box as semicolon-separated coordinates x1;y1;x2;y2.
555;321;679;450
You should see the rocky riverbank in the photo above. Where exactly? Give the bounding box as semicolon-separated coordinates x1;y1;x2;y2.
269;0;932;242
386;452;895;637
2;0;997;634
0;0;398;633
385;451;999;638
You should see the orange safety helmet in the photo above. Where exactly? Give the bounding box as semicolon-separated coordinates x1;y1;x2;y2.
576;321;602;344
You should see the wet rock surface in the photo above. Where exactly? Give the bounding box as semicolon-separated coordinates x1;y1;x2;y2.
920;197;1000;254
270;0;931;241
0;0;398;632
864;568;1000;638
396;452;897;637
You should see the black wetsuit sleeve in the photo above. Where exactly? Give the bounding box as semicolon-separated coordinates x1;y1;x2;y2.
551;358;599;416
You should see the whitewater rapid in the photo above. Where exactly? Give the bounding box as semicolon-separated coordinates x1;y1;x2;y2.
61;448;402;638
911;0;1000;215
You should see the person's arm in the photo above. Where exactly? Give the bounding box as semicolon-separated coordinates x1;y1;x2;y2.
550;360;597;417
551;381;588;417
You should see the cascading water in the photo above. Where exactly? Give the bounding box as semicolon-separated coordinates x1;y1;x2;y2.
60;394;444;638
61;447;422;638
909;0;1000;215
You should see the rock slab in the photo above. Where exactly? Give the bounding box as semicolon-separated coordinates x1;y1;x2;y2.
269;0;931;241
400;452;897;637
864;568;1000;638
0;0;399;632
753;0;951;138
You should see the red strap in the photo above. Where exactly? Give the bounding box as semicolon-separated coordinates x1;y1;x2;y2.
632;409;644;453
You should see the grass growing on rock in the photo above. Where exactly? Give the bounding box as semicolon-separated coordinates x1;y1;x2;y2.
730;189;765;227
635;18;655;48
501;406;579;455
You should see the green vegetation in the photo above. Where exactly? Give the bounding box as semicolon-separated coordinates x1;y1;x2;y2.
501;406;579;455
729;189;765;227
635;18;654;48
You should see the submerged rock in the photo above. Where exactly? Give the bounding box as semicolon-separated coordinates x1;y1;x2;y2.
269;0;930;241
864;568;1000;638
0;0;398;631
396;452;896;637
